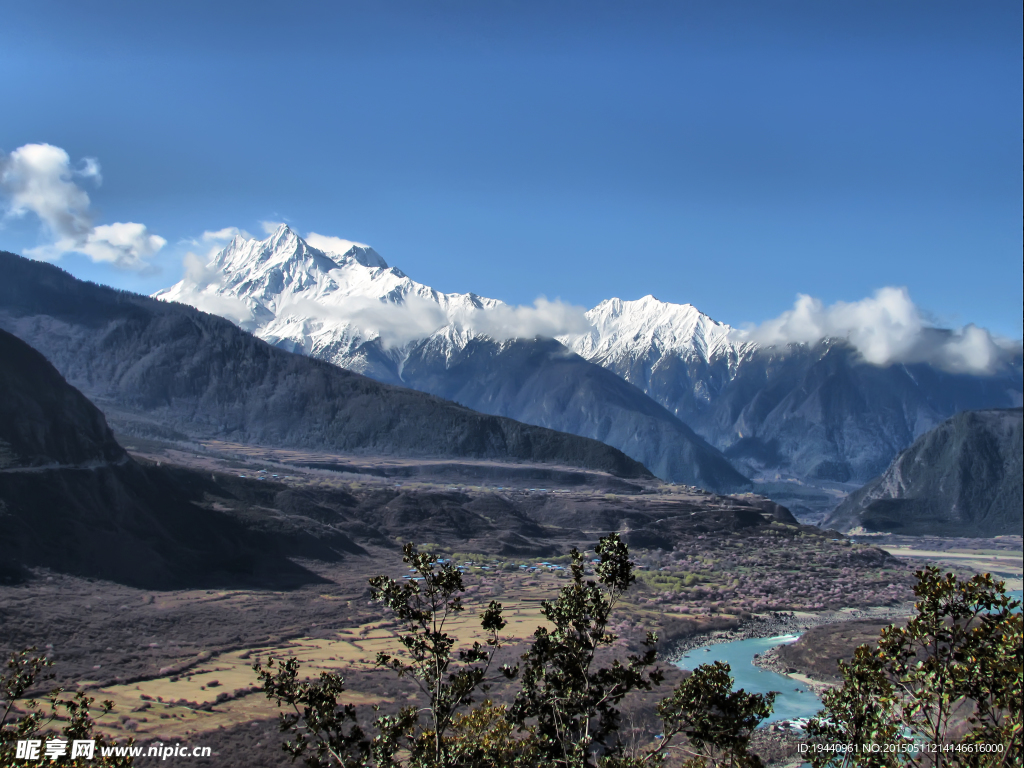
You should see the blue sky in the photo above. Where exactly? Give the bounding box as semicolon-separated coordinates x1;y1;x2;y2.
1;1;1021;338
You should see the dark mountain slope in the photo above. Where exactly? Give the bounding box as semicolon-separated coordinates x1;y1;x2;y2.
0;328;338;587
611;340;1022;485
394;337;751;492
0;251;649;480
0;328;125;468
824;408;1023;536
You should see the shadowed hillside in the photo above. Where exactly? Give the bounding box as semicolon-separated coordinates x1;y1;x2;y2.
0;328;126;468
825;408;1023;536
0;251;649;480
395;337;751;492
0;328;338;588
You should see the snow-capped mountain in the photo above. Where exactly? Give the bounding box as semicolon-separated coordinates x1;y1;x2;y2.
157;226;1022;512
562;295;748;366
155;227;751;492
558;296;760;413
564;300;1022;520
158;226;755;388
156;225;497;378
562;293;1022;493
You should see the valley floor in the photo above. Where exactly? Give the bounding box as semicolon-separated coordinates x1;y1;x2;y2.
5;438;1016;766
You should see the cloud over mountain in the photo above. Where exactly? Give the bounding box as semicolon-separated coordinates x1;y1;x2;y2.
201;226;251;242
162;226;590;345
281;294;450;348
171;251;253;324
0;143;165;269
732;287;1016;375
305;232;373;257
458;297;591;340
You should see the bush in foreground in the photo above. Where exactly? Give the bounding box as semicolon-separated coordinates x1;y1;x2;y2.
806;567;1022;768
0;649;134;767
255;534;775;767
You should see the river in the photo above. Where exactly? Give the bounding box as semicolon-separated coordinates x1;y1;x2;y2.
675;634;822;724
675;589;1022;726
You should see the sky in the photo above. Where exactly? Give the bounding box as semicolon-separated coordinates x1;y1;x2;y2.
1;0;1022;340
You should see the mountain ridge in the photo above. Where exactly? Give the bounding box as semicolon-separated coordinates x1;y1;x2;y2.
824;407;1023;536
0;250;651;480
154;226;1021;503
155;227;751;491
0;327;338;588
0;328;126;469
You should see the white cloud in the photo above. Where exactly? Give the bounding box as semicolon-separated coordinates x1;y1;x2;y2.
77;157;102;183
163;251;253;324
202;226;250;242
272;294;589;349
260;220;286;234
459;297;592;341
733;287;1015;375
0;143;164;269
279;294;449;349
181;251;221;289
178;290;253;325
54;222;166;269
305;232;369;255
1;143;94;240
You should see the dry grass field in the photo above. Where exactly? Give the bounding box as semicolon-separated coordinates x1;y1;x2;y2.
87;591;553;743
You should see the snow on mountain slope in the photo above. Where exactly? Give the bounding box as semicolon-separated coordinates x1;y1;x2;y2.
556;296;763;420
158;227;752;379
155;226;1020;507
156;225;500;376
158;226;749;381
562;295;1021;502
154;227;752;491
560;295;750;365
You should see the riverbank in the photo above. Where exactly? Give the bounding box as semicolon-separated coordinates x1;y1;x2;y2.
663;601;915;664
753;647;836;695
753;603;918;695
662;604;912;768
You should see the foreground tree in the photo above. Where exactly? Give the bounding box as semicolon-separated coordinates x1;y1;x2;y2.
257;535;780;768
605;661;775;768
508;534;664;767
653;661;774;768
806;567;1022;768
253;656;372;767
368;544;512;766
0;648;134;767
255;544;513;767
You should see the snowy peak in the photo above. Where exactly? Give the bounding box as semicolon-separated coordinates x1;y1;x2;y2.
344;244;388;269
562;294;746;363
155;226;511;371
212;225;388;287
304;232;388;269
203;226;349;307
157;226;751;376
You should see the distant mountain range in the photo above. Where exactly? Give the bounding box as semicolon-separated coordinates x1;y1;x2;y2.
566;299;1022;484
156;228;749;491
825;408;1023;537
0;250;649;482
156;227;1022;504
